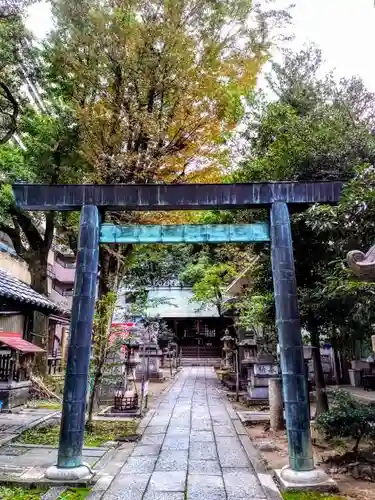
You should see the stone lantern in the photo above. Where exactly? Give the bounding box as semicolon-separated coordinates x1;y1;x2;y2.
239;336;257;395
114;338;141;413
221;329;235;370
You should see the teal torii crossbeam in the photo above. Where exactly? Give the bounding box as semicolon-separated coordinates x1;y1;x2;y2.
99;223;270;244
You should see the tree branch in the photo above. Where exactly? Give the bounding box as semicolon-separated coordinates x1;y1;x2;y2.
9;208;44;251
0;81;19;144
44;212;55;250
0;221;28;258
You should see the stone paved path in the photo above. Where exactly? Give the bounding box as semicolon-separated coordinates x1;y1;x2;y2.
102;367;277;500
0;408;57;447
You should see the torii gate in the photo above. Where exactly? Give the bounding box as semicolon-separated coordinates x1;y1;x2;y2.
13;181;341;487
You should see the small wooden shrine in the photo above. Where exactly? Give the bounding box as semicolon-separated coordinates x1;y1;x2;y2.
0;332;44;409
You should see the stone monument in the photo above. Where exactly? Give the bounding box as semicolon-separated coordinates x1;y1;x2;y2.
136;320;164;382
240;331;278;401
249;336;278;400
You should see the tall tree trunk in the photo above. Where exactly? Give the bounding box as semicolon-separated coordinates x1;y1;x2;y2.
86;366;102;430
330;330;342;386
28;251;49;375
99;246;120;297
333;349;341;386
310;323;329;416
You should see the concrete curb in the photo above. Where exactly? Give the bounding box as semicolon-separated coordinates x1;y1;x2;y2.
223;398;283;500
19;410;61;433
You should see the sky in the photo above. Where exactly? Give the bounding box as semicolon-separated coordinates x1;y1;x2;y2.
26;0;375;90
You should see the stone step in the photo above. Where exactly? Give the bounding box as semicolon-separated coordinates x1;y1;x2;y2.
181;357;222;366
181;347;222;358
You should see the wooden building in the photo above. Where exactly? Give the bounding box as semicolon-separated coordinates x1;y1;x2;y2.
0;269;67;374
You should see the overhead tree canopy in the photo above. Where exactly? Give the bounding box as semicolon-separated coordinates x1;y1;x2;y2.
46;0;287;184
42;0;289;294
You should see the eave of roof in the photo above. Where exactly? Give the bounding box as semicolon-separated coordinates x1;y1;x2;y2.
0;269;61;313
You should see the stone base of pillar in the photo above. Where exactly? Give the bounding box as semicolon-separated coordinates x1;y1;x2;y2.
275;465;337;492
45;464;93;481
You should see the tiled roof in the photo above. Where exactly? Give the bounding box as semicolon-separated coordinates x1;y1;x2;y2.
0;332;44;353
0;269;59;312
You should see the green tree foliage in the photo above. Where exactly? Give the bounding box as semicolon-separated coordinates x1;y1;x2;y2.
123;244;194;288
43;0;290;293
0;108;87;293
229;46;375;414
0;1;289;363
0;3;90;369
316;390;375;454
180;254;236;318
0;0;34;143
236;292;275;336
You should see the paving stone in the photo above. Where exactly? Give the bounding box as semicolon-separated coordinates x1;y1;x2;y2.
148;471;186;492
169;419;190;428
187;473;226;500
190;430;214;442
149;417;171;426
192;413;210;419
172;407;191;416
132;445;161;456
189;441;217;460
120;455;157;473
191;420;212;431
103;473;151;500
223;468;267;499
188;459;221;475
167;426;190;436
20;467;45;480
162;435;189;450
213;424;237;436
216;436;250;467
155;450;188;471
212;417;233;426
143;425;168;435
92;474;115;491
143;493;184;500
140;434;165;446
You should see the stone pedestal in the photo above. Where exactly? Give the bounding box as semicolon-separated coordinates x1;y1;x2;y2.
0;380;31;410
275;465;337;492
269;377;285;431
137;344;164;381
348;369;361;387
249;360;279;400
